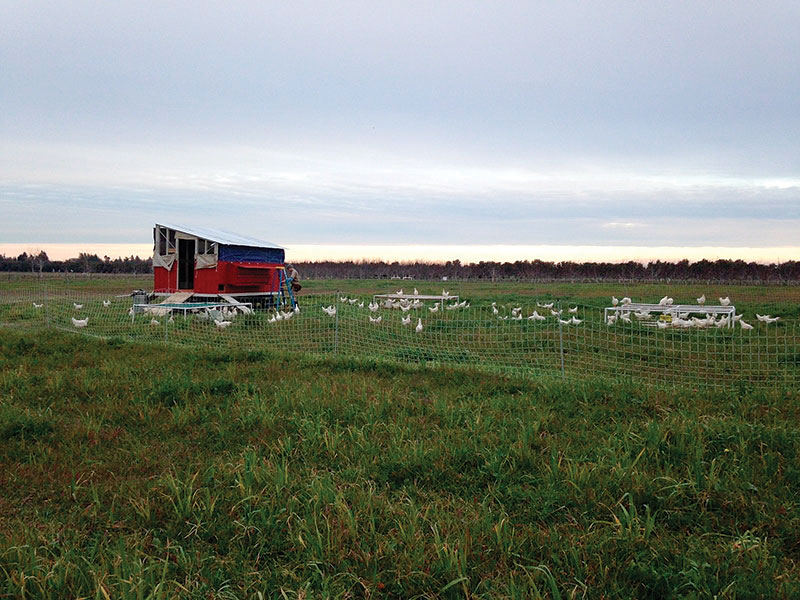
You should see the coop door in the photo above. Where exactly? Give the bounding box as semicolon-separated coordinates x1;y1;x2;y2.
178;239;196;289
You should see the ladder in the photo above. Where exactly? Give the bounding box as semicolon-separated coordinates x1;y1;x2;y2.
277;266;297;310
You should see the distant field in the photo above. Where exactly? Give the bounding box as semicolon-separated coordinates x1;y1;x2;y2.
0;273;150;294
1;328;799;598
306;278;800;314
3;272;800;309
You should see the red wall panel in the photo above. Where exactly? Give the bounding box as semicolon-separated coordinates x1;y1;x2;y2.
193;266;219;294
153;261;282;294
153;266;177;293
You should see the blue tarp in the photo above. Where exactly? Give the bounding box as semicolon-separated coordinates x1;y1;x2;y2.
219;245;285;263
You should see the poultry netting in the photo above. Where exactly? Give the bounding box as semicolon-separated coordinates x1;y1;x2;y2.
1;279;798;392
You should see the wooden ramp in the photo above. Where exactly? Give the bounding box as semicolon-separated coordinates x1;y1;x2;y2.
220;294;253;313
161;292;193;304
219;294;246;306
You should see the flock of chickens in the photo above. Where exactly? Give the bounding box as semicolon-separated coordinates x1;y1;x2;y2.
37;288;783;334
319;289;784;333
492;301;582;325
61;300;257;330
320;289;584;329
321;289;464;332
606;294;781;330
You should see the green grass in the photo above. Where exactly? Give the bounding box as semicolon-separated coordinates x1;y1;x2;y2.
1;328;799;598
2;276;797;392
304;278;800;312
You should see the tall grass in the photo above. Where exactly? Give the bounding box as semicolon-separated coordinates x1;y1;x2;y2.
1;328;799;597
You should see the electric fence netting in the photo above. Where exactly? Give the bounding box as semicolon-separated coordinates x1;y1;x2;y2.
1;277;798;392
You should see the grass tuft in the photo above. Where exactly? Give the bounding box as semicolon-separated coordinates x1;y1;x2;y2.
0;404;55;441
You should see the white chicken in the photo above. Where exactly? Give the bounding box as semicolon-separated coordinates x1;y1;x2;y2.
756;314;780;323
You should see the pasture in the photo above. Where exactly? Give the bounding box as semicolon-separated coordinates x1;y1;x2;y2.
1;275;798;391
1;275;799;596
1;327;800;598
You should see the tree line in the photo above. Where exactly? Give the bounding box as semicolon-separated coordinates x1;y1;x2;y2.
2;252;798;281
295;258;800;282
1;251;151;274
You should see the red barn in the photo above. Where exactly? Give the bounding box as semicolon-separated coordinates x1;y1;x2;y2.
152;223;287;301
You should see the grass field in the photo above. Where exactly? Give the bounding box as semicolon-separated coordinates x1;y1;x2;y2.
306;278;800;313
2;273;800;310
1;275;798;392
1;327;799;598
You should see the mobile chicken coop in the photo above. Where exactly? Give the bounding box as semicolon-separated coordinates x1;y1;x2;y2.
152;223;294;308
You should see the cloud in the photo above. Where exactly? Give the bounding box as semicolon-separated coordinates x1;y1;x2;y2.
2;173;799;249
602;222;646;229
1;4;798;253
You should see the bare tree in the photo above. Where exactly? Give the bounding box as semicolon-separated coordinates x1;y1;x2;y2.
26;248;49;277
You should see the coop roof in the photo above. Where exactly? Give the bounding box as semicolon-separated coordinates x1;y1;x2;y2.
156;223;284;249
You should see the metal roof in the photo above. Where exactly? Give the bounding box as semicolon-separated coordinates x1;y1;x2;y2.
155;223;284;249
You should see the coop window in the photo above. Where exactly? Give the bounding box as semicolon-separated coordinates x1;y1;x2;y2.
157;227;166;255
155;227;176;256
196;240;217;255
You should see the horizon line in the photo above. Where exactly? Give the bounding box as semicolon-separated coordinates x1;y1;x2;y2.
2;243;798;265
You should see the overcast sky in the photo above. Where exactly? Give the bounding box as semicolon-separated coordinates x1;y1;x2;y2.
1;1;799;259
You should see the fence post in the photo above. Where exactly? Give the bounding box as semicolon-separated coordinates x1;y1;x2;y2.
44;280;49;328
558;300;565;378
334;293;339;355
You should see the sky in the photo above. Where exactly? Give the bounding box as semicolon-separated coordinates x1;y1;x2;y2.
1;1;799;263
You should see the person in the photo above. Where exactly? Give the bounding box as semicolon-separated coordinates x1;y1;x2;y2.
286;264;301;292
